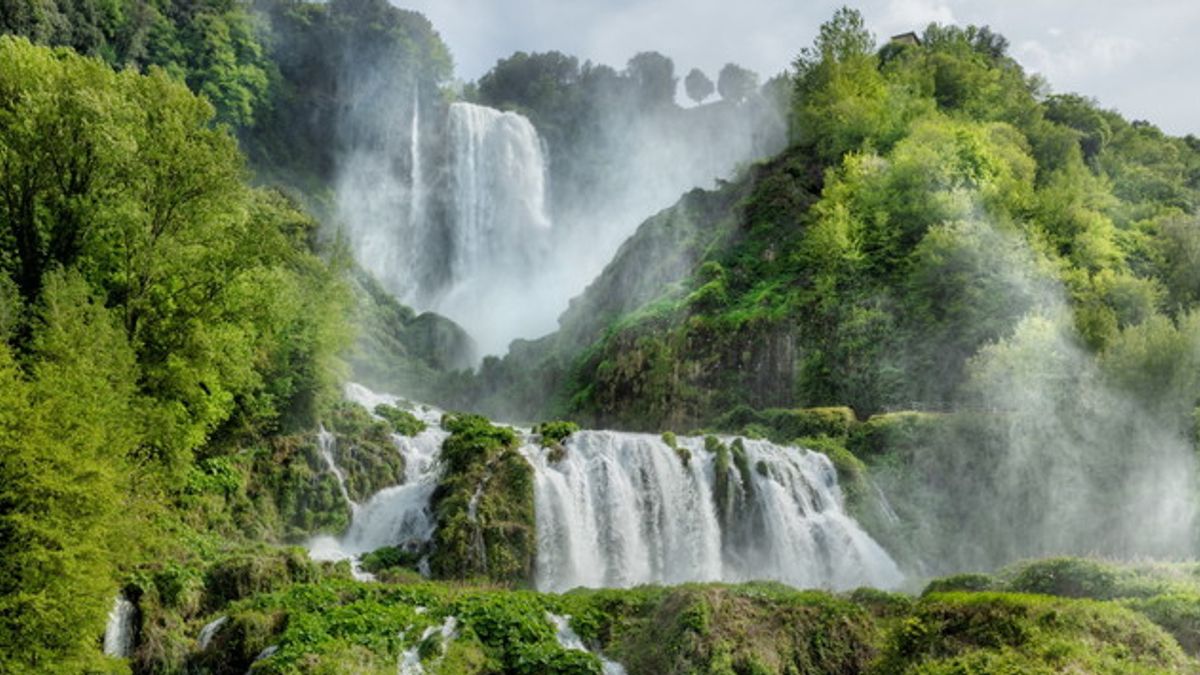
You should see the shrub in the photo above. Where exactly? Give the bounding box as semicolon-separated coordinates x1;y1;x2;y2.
374;403;426;436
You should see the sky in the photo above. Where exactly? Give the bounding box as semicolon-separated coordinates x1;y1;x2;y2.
397;0;1199;136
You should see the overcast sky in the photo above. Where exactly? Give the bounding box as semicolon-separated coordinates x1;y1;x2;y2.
397;0;1198;136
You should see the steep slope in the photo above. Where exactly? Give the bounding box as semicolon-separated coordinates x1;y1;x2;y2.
473;16;1200;433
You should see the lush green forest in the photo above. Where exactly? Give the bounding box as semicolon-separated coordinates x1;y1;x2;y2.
3;1;1200;673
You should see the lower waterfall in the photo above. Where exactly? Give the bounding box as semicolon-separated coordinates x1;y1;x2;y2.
307;385;902;592
103;594;135;658
527;432;902;592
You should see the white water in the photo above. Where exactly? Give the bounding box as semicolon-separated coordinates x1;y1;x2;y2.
399;615;458;675
197;615;228;651
318;426;355;510
528;432;903;592
409;88;424;233
308;384;901;593
547;612;627;675
308;385;448;572
103;594;135;658
432;102;554;355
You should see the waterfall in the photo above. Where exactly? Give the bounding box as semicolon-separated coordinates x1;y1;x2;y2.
197;615;228;650
446;102;551;282
434;102;554;354
317;426;354;510
103;594;135;658
307;384;902;592
409;89;424;231
307;385;448;570
399;615;458;674
526;432;904;592
547;613;627;675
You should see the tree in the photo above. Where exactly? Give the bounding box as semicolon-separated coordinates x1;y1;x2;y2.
717;63;758;103
0;37;349;481
684;67;714;104
0;271;142;672
626;51;677;108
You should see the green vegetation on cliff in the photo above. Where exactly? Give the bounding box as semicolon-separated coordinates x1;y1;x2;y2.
474;9;1200;435
0;36;350;671
116;556;1200;673
430;414;537;585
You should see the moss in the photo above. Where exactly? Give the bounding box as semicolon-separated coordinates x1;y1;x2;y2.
661;430;678;448
1123;593;1200;656
202;546;321;612
762;406;857;442
675;446;692;467
323;402;407;502
612;585;877;675
710;437;733;522
704;434;724;454
227;434;352;543
877;592;1193;674
730;438;754;499
848;411;945;458
798;435;867;507
374;403;426;436
536;420;581;447
923;573;997;596
430;414;535;585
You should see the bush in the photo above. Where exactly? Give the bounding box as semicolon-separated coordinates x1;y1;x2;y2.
374;403;426;436
923;573;996;596
848;411;945;457
536;420;581;448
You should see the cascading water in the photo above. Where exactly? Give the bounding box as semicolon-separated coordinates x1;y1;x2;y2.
409;89;424;232
197;616;228;651
103;594;135;658
307;384;903;593
307;385;448;573
399;615;458;675
527;432;903;592
433;102;555;354
317;426;354;511
547;612;627;675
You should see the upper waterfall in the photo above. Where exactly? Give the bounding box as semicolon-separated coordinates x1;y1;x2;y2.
433;102;555;354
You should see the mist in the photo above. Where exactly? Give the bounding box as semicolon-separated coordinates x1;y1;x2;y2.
872;216;1200;575
329;46;786;357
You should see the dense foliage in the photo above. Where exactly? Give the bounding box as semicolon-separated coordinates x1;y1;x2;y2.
111;555;1200;673
6;1;1200;672
0;36;349;671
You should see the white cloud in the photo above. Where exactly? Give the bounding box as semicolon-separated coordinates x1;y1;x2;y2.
877;0;956;36
393;0;1199;135
1017;33;1142;81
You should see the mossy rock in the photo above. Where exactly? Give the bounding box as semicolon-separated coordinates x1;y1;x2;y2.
431;415;535;584
612;585;877;674
877;592;1195;674
374;403;426;436
848;411;946;458
203;547;321;612
536;420;581;448
762;406;857;442
326;402;407;502
923;573;997;596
